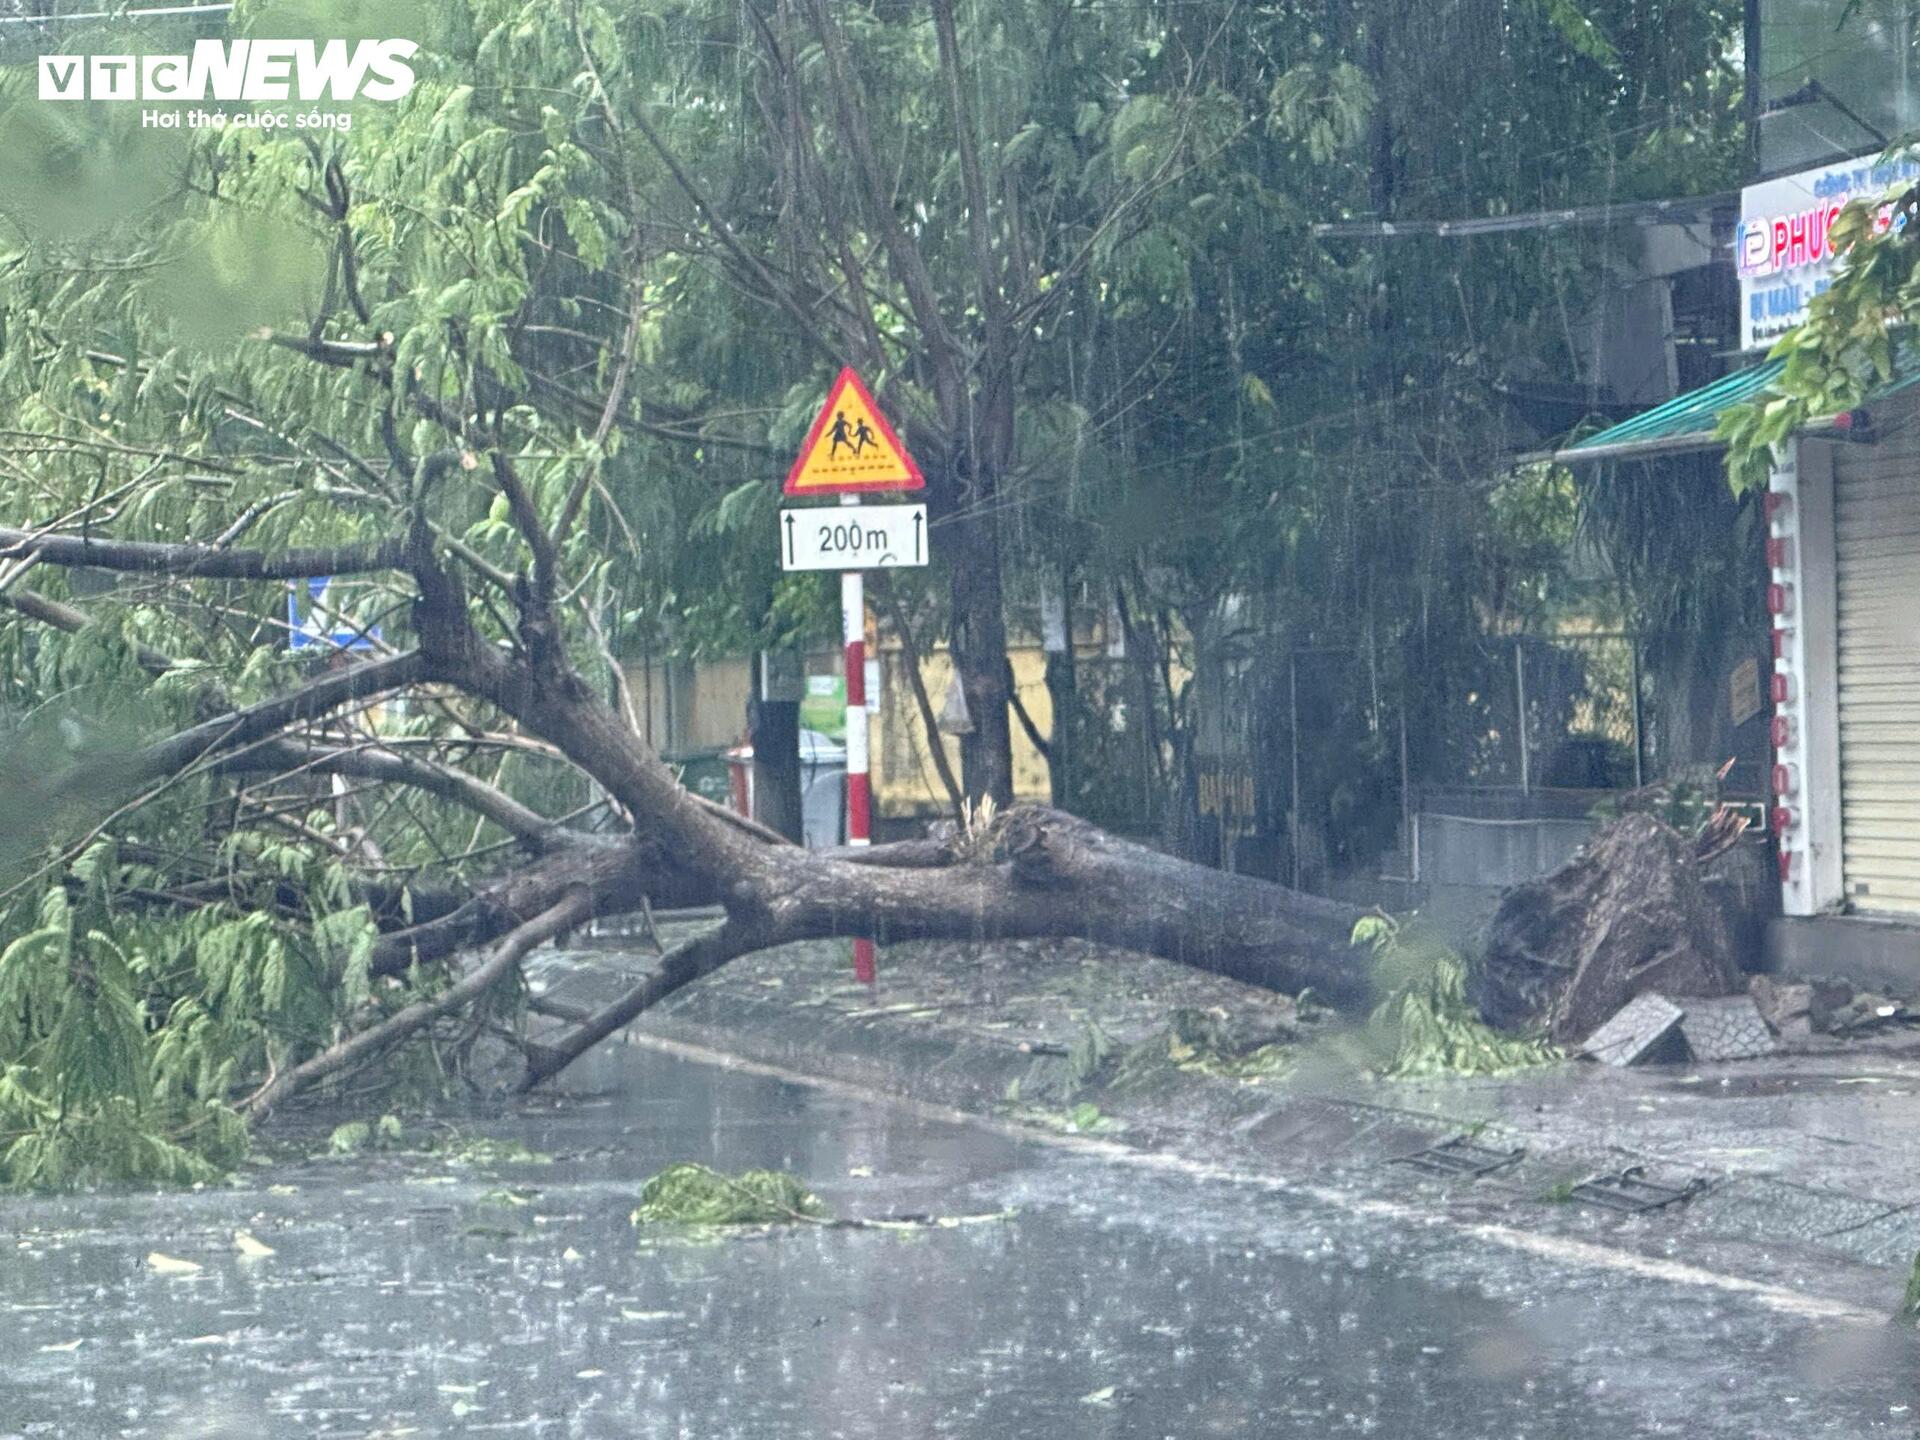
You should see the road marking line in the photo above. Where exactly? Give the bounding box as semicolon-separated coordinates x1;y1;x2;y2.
620;1031;1888;1325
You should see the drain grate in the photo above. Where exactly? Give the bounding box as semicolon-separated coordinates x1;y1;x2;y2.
1390;1135;1527;1180
1563;1165;1709;1214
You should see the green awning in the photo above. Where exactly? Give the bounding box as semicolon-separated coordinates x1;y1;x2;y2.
1556;349;1920;465
1554;360;1785;464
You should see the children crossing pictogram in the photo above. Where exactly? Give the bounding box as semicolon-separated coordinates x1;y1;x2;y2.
784;368;924;495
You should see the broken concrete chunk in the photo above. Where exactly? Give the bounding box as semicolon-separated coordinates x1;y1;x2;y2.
1677;995;1776;1063
1747;975;1812;1036
1826;991;1910;1036
1579;991;1687;1067
1805;980;1858;1033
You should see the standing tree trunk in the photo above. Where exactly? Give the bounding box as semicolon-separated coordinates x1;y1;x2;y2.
950;487;1016;807
749;660;804;843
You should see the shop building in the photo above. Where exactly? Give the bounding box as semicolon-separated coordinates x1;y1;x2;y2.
1561;125;1920;983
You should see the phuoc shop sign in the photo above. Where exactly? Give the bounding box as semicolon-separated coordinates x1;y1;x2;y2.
1738;153;1920;351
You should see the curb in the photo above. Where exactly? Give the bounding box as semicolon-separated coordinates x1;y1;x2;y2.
614;973;1920;1315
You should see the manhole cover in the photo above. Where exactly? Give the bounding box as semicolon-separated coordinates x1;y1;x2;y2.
1562;1165;1709;1214
1390;1135;1527;1180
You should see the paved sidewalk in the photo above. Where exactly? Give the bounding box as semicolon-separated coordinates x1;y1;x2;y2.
527;927;1920;1316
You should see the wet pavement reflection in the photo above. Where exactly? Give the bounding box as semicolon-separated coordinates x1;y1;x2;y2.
2;1040;1915;1437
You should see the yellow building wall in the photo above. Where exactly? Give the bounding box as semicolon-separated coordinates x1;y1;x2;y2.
627;636;1195;826
625;656;752;754
871;644;1058;817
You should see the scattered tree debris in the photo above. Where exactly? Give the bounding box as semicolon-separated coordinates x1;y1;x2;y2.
630;1163;827;1227
1021;1007;1300;1105
1822;992;1918;1038
1356;918;1560;1078
628;1161;1016;1236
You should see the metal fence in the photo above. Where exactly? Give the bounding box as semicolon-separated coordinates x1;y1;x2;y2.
887;624;1755;899
1454;632;1645;796
1185;631;1693;894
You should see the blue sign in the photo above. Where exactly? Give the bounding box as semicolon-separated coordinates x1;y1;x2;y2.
1739;154;1920;350
288;577;380;652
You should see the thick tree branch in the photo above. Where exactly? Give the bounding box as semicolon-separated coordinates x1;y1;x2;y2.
767;808;1371;1008
488;451;560;602
816;836;955;868
227;738;568;853
245;888;594;1118
516;918;756;1089
0;584;174;674
413;629;768;886
365;835;716;977
134;651;425;787
0;527;405;580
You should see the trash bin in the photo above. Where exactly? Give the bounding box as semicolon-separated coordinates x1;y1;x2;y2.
664;748;734;812
799;728;846;848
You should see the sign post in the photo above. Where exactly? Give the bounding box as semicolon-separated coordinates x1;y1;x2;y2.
841;505;871;978
783;368;927;984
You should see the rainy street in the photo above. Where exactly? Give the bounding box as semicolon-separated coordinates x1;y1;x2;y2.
3;1036;1916;1440
13;2;1920;1437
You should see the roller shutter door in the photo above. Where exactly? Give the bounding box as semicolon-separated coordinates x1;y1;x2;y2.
1835;439;1920;914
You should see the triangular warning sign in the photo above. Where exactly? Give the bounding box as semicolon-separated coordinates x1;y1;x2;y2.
784;368;925;496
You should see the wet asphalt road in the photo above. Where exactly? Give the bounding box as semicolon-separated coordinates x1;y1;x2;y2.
2;1039;1917;1439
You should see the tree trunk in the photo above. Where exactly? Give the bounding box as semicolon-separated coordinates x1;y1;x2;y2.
794;807;1373;1008
421;804;1374;1041
949;493;1015;807
749;695;804;843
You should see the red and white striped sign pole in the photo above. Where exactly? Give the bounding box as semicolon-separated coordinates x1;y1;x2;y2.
840;497;876;983
780;368;926;988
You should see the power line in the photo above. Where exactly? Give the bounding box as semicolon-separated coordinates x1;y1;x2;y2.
1312;192;1737;241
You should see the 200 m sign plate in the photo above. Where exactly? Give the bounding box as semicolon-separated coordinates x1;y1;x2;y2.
779;504;928;571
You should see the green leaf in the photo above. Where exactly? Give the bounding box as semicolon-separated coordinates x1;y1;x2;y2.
329;1121;372;1154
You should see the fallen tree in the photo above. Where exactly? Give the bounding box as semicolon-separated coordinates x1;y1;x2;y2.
0;1;1388;1177
0;455;1374;1133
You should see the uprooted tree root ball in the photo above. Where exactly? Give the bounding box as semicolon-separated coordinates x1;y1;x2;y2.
1473;810;1756;1043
